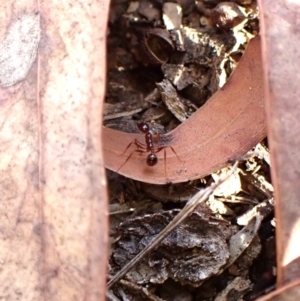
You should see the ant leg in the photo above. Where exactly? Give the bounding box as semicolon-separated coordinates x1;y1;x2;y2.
134;139;147;150
119;139;146;156
117;149;147;172
164;148;167;179
165;146;185;163
153;146;183;162
119;141;135;156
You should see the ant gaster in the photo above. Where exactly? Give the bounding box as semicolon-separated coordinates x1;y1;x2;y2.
117;122;182;173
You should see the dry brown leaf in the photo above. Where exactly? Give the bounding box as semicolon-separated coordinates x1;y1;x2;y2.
258;0;300;288
104;37;266;184
257;280;300;301
0;1;109;300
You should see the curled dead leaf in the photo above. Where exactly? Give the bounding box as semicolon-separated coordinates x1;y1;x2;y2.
103;36;266;184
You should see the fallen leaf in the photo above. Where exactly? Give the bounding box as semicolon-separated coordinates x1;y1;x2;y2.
104;37;266;184
258;0;300;288
0;2;109;300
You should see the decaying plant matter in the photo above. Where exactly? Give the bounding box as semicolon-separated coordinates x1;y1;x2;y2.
105;1;274;300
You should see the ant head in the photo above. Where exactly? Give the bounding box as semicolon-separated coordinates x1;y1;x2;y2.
147;153;158;166
137;122;149;133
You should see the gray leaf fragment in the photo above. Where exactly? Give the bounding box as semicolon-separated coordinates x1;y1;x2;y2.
0;13;40;87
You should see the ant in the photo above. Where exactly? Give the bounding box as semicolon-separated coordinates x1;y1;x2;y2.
117;122;182;174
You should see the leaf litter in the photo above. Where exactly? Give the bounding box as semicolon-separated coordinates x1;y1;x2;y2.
105;1;275;300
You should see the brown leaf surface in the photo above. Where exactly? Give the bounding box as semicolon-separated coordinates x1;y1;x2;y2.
103;37;267;184
257;280;300;301
0;1;109;300
258;0;300;288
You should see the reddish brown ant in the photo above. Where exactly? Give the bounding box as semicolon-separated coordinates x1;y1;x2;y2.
117;122;182;174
